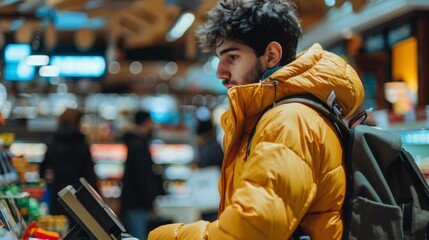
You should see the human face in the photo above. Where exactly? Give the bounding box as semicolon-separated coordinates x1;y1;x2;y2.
141;118;155;135
216;40;267;90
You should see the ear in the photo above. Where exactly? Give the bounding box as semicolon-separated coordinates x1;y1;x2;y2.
264;41;282;68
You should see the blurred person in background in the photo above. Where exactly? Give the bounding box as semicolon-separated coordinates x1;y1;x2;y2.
195;119;223;169
194;119;224;222
39;107;98;225
120;110;165;240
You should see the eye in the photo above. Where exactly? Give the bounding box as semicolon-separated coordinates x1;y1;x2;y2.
229;54;238;61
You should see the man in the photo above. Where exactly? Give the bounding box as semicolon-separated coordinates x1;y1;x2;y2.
121;110;164;240
149;0;364;239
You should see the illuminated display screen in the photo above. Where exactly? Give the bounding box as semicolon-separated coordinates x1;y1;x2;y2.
3;44;35;81
51;56;106;77
4;44;31;62
3;44;106;79
3;62;36;81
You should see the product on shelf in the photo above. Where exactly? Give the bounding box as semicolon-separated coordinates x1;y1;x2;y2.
22;221;60;240
37;215;69;237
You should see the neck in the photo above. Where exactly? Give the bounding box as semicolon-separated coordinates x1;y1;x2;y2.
260;65;283;81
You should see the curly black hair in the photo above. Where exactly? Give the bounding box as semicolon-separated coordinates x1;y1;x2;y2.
196;0;302;65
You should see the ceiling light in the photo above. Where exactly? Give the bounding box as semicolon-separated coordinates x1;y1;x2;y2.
108;61;121;74
26;55;50;66
325;0;336;7
5;44;31;62
164;62;178;75
166;12;195;42
129;61;143;75
39;65;60;77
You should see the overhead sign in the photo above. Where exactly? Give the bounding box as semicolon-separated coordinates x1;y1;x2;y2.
50;56;106;77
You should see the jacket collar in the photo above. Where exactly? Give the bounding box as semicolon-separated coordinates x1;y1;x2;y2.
225;43;365;121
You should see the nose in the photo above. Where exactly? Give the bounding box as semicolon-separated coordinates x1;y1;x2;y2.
216;60;230;81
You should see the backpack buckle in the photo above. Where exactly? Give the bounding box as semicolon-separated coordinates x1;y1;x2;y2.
327;91;343;117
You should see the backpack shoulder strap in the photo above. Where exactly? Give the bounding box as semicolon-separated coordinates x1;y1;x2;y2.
277;94;350;138
246;94;350;158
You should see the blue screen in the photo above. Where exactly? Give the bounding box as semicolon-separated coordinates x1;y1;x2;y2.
50;56;106;77
3;44;35;81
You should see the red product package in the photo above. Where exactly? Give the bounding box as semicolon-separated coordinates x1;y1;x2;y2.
21;221;60;240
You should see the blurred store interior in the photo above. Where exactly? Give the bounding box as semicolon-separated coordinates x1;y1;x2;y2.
0;0;429;236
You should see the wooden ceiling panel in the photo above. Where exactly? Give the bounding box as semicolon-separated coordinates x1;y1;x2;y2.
0;0;334;90
0;0;333;56
351;0;368;12
117;4;181;49
294;0;328;29
47;0;86;11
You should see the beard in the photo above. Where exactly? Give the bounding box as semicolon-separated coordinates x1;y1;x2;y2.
222;58;265;87
243;58;265;85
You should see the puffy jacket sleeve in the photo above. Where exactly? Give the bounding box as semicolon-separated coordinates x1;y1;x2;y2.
148;220;211;239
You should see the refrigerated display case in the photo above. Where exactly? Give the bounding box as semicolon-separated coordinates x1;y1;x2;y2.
89;143;127;196
90;143;127;181
149;143;194;196
149;143;201;223
89;143;127;215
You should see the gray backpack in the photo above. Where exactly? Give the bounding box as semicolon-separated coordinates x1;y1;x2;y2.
247;94;429;240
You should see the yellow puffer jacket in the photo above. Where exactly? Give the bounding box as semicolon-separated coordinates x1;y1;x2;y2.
148;43;365;240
